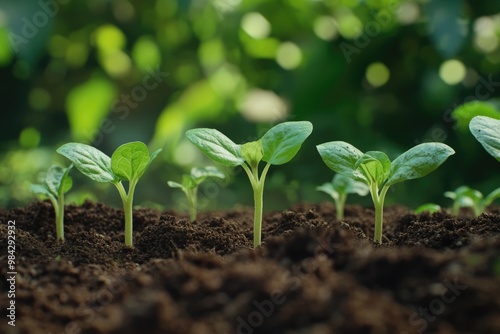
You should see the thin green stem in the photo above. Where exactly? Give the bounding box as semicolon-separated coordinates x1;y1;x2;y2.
56;193;65;241
373;185;389;244
187;187;198;222
336;193;347;221
115;181;135;247
241;162;271;248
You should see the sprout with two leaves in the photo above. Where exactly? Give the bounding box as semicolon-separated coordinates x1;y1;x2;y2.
30;165;73;241
57;142;161;247
168;166;225;222
444;186;500;216
317;142;455;244
316;174;369;221
186;121;313;248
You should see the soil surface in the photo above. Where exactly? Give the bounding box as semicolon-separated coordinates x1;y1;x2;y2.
1;201;500;334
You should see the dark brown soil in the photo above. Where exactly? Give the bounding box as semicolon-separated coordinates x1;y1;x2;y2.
1;201;500;334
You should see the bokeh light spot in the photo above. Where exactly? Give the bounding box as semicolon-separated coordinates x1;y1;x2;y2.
314;16;338;41
276;42;302;70
19;128;41;149
439;59;466;85
241;12;271;39
366;62;390;88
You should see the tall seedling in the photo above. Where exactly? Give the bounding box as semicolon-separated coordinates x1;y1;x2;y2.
317;142;454;244
57;142;161;247
186;121;313;248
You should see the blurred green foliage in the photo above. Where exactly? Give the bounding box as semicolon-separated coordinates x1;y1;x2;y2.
1;0;500;211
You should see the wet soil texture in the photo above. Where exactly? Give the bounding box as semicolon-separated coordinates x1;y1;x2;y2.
1;201;500;334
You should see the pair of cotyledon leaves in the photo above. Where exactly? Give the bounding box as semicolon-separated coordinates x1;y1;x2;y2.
470;116;500;162
57;142;161;184
317;141;455;189
186;121;314;168
31;165;73;200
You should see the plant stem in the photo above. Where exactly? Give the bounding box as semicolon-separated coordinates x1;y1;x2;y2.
373;185;389;244
242;163;271;248
253;182;264;248
56;194;65;241
188;188;197;222
116;182;135;247
336;193;346;221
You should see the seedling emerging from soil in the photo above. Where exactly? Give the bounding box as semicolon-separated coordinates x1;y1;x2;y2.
316;174;369;220
186;121;313;248
168;166;225;222
57;142;161;247
469;116;500;162
317;142;454;244
30;165;73;241
414;203;441;214
445;186;500;216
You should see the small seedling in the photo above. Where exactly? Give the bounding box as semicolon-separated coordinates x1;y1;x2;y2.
445;186;500;216
469;116;500;162
57;142;161;247
317;141;454;244
316;174;369;220
168;166;225;222
30;164;73;241
186;121;313;248
414;203;441;214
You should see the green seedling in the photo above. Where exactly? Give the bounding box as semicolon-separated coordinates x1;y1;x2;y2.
414;203;441;214
470;116;500;162
57;142;161;247
30;165;73;241
317;142;454;244
186;121;313;248
445;186;500;216
168;166;225;222
316;174;369;220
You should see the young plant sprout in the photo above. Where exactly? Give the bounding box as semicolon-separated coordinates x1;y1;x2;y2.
414;203;441;214
316;174;369;220
168;166;225;222
30;165;73;241
469;116;500;162
186;121;313;248
317;142;454;244
57;142;161;247
445;186;500;216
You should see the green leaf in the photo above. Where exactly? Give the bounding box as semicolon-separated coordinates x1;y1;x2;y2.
341;176;370;196
316;182;339;201
261;121;313;165
30;183;55;201
167;181;184;189
414;203;441;214
111;142;152;182
469;116;500;162
241;141;263;169
46;165;73;196
386;143;455;187
355;151;391;187
57;143;117;183
316;141;367;183
191;166;225;181
180;175;197;189
186;128;244;167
